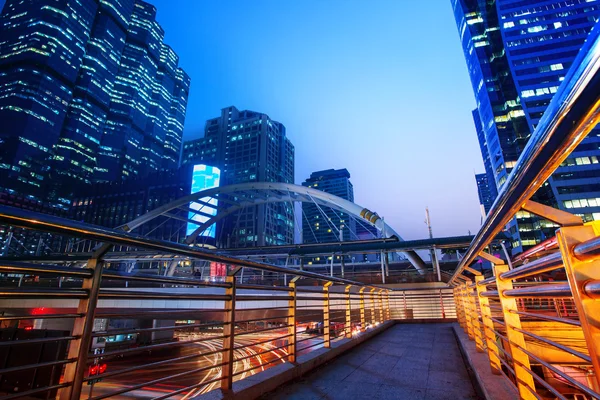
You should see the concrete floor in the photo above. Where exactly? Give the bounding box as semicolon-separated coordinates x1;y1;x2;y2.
260;323;480;400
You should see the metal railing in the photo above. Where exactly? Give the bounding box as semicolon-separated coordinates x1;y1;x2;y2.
0;205;455;400
449;20;600;399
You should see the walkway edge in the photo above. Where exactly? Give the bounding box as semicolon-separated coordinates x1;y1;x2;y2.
452;324;518;400
193;321;395;400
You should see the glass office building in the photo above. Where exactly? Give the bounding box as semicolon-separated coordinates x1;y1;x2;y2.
182;106;295;248
0;0;189;204
302;169;357;245
452;0;600;253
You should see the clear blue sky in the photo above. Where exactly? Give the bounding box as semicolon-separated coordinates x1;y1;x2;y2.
148;0;485;240
0;0;484;240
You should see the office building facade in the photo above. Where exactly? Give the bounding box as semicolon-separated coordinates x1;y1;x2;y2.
302;169;357;244
452;0;600;252
182;106;295;248
475;173;494;217
0;0;189;204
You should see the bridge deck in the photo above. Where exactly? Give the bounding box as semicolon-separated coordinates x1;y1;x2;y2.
261;323;478;400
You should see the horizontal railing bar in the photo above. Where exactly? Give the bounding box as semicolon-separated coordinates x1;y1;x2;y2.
0;383;71;400
511;358;568;400
500;252;563;281
234;315;291;324
480;290;499;298
512;338;600;398
85;348;225;382
234;342;290;362
235;295;293;301
477;276;496;286
102;271;230;288
233;333;293;350
511;310;581;326
513;326;591;363
96;309;230;318
236;284;289;291
0;261;93;278
0;313;83;321
503;284;571;298
0;335;78;347
90;334;227;359
98;290;231;301
90;361;228;400
0;288;88;298
234;306;289;312
0;205;373;288
234;324;292;337
0;358;76;375
92;321;224;337
585;279;600;298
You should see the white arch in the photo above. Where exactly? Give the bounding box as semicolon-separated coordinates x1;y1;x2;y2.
124;182;426;272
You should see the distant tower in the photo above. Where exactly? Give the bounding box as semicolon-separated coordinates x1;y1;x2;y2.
182;106;295;248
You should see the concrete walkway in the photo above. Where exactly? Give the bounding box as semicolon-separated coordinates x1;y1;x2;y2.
260;324;479;400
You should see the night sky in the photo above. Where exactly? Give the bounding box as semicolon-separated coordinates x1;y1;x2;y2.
4;0;486;240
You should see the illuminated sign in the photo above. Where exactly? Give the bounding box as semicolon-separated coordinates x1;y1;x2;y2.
187;165;220;238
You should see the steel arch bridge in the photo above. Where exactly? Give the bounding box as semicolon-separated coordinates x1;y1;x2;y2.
121;182;426;272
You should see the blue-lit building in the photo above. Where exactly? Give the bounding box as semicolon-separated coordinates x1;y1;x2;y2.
0;0;190;203
475;173;494;217
302;169;357;245
182;106;295;248
452;0;600;253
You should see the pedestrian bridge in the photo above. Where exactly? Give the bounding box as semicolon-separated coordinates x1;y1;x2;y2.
1;20;600;400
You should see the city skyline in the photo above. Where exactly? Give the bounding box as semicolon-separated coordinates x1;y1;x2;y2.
143;0;485;241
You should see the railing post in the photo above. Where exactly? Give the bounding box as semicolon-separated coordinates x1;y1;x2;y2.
463;282;475;340
467;282;485;352
495;264;537;400
439;289;446;319
345;285;352;338
324;281;332;348
288;277;299;363
377;290;384;323
221;273;237;392
454;287;464;329
403;291;408;319
384;290;390;321
556;225;600;390
59;252;106;400
475;275;502;375
359;287;366;329
369;288;376;325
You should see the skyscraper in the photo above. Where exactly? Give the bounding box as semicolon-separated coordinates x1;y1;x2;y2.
0;0;189;203
302;169;357;244
475;173;494;217
452;0;600;253
182;106;295;247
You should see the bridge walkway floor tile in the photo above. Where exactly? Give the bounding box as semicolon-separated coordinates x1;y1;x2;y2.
259;323;479;400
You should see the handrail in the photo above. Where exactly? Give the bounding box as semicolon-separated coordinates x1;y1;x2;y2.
499;252;563;281
0;204;373;288
450;22;600;284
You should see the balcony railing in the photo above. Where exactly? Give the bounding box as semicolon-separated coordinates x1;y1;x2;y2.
0;205;454;400
450;19;600;400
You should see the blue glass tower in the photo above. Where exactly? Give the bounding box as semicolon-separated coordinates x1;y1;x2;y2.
0;0;189;202
453;0;600;253
182;106;295;248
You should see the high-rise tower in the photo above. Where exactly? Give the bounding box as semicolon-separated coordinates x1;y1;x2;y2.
182;106;295;248
301;169;357;244
0;0;189;203
452;0;600;253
